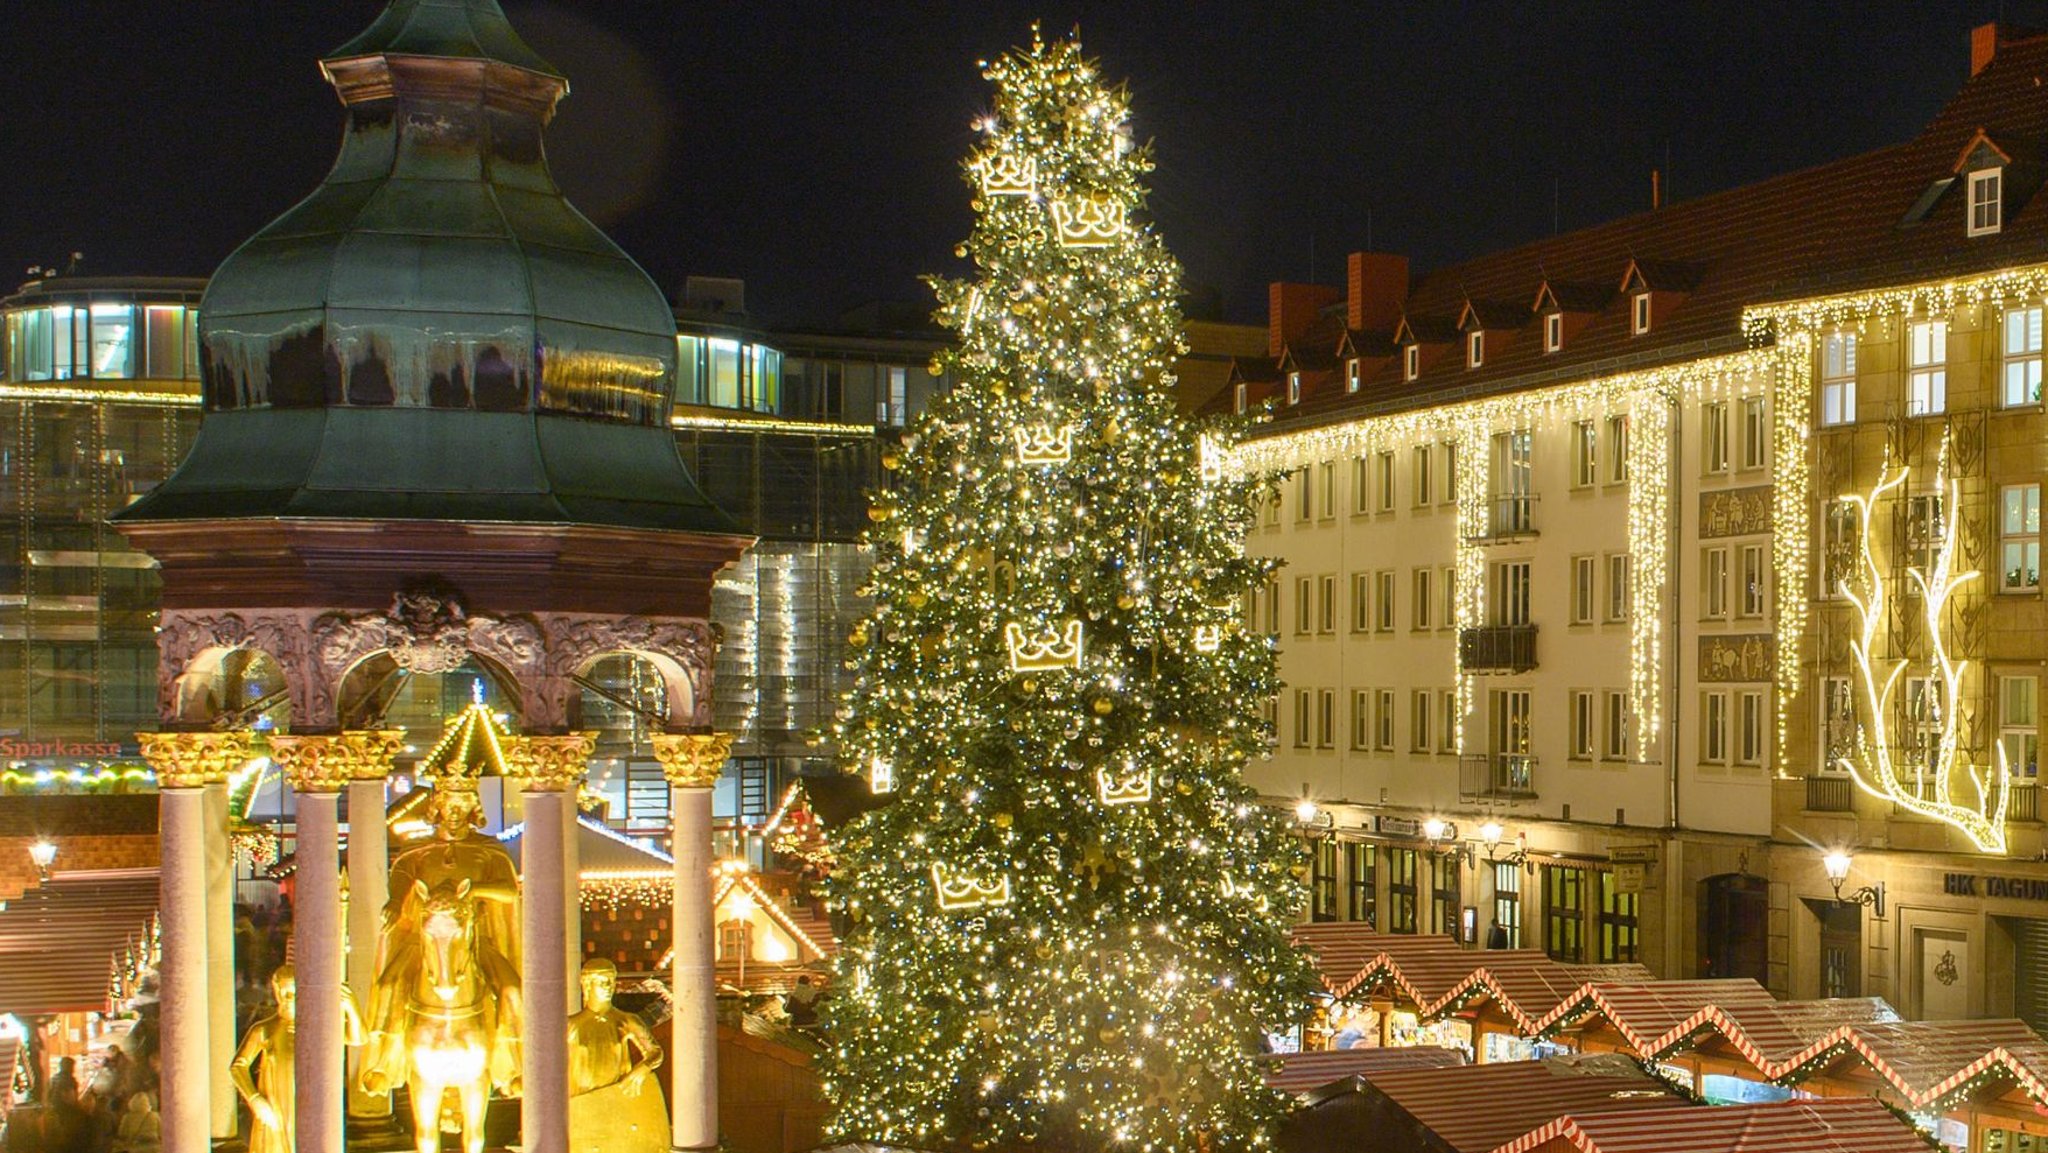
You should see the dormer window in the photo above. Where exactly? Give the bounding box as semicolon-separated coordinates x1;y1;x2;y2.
1403;345;1420;382
1467;331;1484;368
1544;313;1563;353
1632;292;1652;335
1970;168;2004;236
1287;371;1301;405
1346;358;1361;393
1234;381;1247;414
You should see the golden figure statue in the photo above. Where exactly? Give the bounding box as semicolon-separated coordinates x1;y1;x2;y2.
358;788;522;1153
567;959;667;1153
232;965;364;1153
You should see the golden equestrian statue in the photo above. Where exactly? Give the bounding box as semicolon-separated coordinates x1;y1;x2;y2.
357;787;522;1153
567;958;667;1153
231;965;364;1153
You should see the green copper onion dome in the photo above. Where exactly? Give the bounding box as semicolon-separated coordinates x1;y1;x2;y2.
120;0;731;532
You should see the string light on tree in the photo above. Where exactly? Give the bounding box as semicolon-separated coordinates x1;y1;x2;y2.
825;27;1315;1153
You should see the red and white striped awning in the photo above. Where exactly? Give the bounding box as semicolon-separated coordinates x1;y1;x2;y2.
1490;1097;1932;1153
1260;1044;1465;1096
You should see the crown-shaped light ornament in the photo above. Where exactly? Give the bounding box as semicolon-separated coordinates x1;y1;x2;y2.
974;152;1038;197
1095;763;1152;806
1005;620;1084;672
1011;423;1075;465
1051;196;1126;247
1192;625;1223;653
931;864;1012;911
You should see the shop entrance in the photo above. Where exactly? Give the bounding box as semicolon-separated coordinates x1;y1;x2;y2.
1700;873;1768;982
2011;916;2048;1035
1805;898;1862;998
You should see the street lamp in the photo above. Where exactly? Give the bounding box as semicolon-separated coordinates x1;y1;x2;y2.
1422;819;1474;867
1822;850;1885;918
27;839;55;882
1478;822;1533;873
1292;789;1333;840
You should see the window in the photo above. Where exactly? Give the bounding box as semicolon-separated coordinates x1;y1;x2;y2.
1376;689;1396;751
1375;570;1396;632
1702;401;1729;473
2004;484;2041;591
1403;344;1420;382
880;366;909;425
1412;444;1433;506
1492;862;1522;948
1907;319;1948;416
1604;691;1630;761
1287;371;1302;405
1386;849;1418;933
1737;691;1765;766
1572;555;1596;625
1440;690;1459;754
1263;488;1280;528
1821;332;1857;425
1294;576;1312;635
1906;492;1944;576
1376;452;1396;512
1317;574;1336;634
1491;689;1533;765
1489;430;1535;535
1351;457;1370;515
1740;544;1768;618
1263;577;1280;634
1346;843;1376;926
1411;690;1433;753
1441;567;1457;630
1606;415;1629;484
1701;690;1730;764
1468;330;1484;368
1572;420;1598;488
2005;306;2043;407
1346;357;1361;393
719;920;750;963
1440;442;1458;505
1631;292;1652;335
1820;676;1855;774
1351;690;1372;750
1351;572;1372;632
1491;561;1532;627
1702;546;1730;619
1606;554;1630;622
1433;856;1462;938
1295;468;1313;522
1598;872;1639;963
1310;839;1337;922
1970;167;2004;237
1293;689;1311;749
1318;461;1336;519
1263;694;1279;742
1740;396;1768;469
1905;677;1942;777
1412;567;1433;630
1318;689;1337;749
1822;499;1860;598
1544;312;1563;353
1234;381;1248;413
2002;675;2039;779
1544;866;1586;962
1569;691;1595;760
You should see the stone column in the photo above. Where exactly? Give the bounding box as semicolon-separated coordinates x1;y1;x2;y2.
507;733;595;1153
342;731;402;1120
563;777;582;1014
270;735;353;1153
652;732;733;1153
139;732;249;1153
203;772;237;1139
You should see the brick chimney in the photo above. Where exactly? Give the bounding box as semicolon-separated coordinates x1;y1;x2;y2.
1269;282;1341;357
1347;251;1409;332
1973;22;2000;76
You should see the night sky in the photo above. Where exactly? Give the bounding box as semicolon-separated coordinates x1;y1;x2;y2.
0;2;2032;326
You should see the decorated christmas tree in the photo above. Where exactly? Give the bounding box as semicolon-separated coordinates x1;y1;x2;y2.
824;30;1315;1153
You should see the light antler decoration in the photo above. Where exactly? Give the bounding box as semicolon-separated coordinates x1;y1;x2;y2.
1835;448;2010;854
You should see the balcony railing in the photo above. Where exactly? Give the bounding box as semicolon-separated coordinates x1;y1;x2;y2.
1459;624;1538;673
1468;493;1538;540
1804;775;1853;813
2013;781;2040;823
1460;753;1538;800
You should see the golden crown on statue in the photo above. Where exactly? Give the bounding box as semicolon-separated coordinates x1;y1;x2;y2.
975;153;1038;197
1095;764;1152;806
1051;197;1126;246
1004;620;1084;672
932;864;1013;911
1011;423;1075;465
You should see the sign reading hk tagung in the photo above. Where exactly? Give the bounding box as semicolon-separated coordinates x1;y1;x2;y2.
1945;872;2048;901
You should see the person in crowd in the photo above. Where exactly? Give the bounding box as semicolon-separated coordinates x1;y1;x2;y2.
111;1095;158;1153
783;975;821;1028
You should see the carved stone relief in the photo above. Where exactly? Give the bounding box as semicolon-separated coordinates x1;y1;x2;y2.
1699;634;1776;683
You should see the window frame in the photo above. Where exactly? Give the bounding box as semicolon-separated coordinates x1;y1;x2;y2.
1740;543;1768;618
1294;575;1313;636
1346;357;1361;393
2002;674;2039;779
1234;381;1248;413
2004;305;2043;408
1606;553;1630;623
1907;319;1948;417
1493;862;1522;948
1702;400;1729;474
1702;545;1730;620
1598;872;1640;964
1439;689;1459;754
1386;848;1418;934
1604;691;1630;762
1569;690;1595;760
1375;570;1397;633
2002;483;2042;593
1403;344;1420;382
1411;689;1434;753
1631;293;1652;335
1571;555;1596;626
1412;566;1433;630
1318;461;1336;519
1702;690;1730;764
1317;688;1337;749
1740;395;1768;470
1351;689;1372;751
1351;571;1372;633
1572;419;1598;489
1467;330;1484;369
1820;332;1857;426
1317;573;1336;634
1413;443;1433;506
1544;312;1563;353
1543;865;1586;962
1287;370;1302;405
1346;842;1377;927
1376;689;1396;751
1376;451;1396;513
1606;413;1629;485
1737;690;1766;767
1293;688;1312;749
1970;167;2004;237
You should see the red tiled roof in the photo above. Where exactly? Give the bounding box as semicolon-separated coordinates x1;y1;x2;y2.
1365;1054;1684;1153
0;869;156;1017
1259;1044;1465;1096
1492;1098;1931;1153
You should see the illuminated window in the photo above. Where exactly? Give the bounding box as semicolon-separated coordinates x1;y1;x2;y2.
2002;675;2039;779
1969;168;2004;237
1904;677;1942;778
1571;555;1596;625
1701;401;1729;473
1467;330;1484;368
1403;344;1420;381
1346;843;1376;925
1234;381;1247;413
1598;873;1639;963
1821;333;1857;425
1491;561;1532;627
2003;484;2041;592
89;303;135;379
144;304;195;379
1572;420;1598;488
2005;306;2043;407
1544;312;1563;353
1488;429;1534;535
1604;692;1630;761
1346;357;1361;392
1386;849;1418;933
1907;319;1947;416
1569;690;1594;760
1544;866;1585;962
1905;492;1944;575
1631;293;1652;335
1493;862;1522;948
1740;396;1768;469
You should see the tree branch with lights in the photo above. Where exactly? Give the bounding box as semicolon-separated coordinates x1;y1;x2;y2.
821;27;1316;1153
1834;442;2010;853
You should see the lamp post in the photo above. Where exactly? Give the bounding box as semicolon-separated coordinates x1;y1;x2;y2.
27;839;55;882
1822;851;1886;918
1478;822;1534;873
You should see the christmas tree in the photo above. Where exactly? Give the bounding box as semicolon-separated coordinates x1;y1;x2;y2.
824;30;1315;1153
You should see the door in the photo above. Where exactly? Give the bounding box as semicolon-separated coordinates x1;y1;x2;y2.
1700;873;1768;982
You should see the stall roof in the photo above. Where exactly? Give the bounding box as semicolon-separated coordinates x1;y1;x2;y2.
0;869;156;1017
1260;1045;1465;1097
1491;1097;1933;1153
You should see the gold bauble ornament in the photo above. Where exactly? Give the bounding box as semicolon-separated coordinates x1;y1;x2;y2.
868;506;892;523
906;590;929;608
1020;678;1039;695
1098;1027;1118;1043
1091;697;1114;716
881;450;902;471
1116;593;1137;610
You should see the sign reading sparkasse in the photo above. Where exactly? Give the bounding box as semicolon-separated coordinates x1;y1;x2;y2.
0;737;132;760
